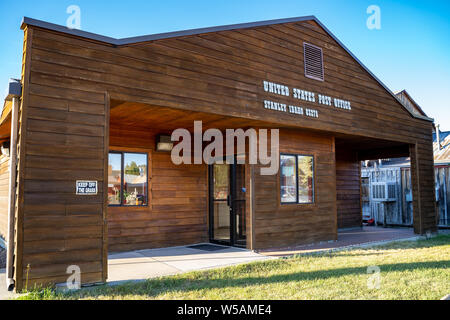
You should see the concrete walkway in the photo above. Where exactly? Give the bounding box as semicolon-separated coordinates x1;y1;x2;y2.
108;243;271;284
259;226;418;257
0;268;20;300
0;244;270;299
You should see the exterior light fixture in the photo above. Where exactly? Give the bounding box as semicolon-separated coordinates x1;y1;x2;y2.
156;134;173;152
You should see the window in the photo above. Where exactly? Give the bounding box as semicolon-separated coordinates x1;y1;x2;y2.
280;155;297;203
297;155;314;203
108;151;148;206
280;154;314;204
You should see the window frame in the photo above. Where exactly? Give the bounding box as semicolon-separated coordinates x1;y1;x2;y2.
280;153;315;205
108;150;149;207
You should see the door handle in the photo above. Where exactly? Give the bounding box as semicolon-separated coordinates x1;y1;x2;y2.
227;195;231;207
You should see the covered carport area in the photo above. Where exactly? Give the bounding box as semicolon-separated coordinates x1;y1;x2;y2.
334;133;437;235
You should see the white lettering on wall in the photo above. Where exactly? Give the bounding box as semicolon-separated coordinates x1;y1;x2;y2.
261;81;351;120
263;81;290;96
292;88;316;103
334;98;352;110
305;108;319;118
288;105;304;115
264;100;287;112
318;94;332;106
265;100;318;119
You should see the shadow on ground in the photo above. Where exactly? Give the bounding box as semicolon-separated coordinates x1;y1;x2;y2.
55;259;450;300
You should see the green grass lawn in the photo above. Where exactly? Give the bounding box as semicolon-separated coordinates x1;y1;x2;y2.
19;234;450;300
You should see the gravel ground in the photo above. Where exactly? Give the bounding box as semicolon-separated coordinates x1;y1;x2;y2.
0;247;6;269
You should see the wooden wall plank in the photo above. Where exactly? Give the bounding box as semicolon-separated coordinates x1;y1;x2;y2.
336;148;362;229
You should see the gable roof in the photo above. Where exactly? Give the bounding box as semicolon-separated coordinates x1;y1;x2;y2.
20;16;434;122
395;90;428;117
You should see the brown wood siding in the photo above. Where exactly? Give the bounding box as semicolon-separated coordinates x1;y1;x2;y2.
108;127;208;252
16;27;107;289
14;26;32;291
410;139;438;233
0;154;9;239
253;129;336;249
27;22;432;146
336;149;362;229
14;18;436;289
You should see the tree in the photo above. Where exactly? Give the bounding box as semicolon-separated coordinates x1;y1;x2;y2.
125;161;140;175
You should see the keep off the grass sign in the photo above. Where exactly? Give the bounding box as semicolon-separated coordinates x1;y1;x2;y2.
76;180;98;195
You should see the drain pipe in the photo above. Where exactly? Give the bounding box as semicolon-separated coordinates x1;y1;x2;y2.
5;80;21;291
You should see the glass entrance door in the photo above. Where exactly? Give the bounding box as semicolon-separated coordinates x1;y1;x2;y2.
210;163;231;244
209;160;246;247
231;163;246;246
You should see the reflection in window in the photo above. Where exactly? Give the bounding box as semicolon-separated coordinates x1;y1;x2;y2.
124;153;148;206
214;164;229;200
280;155;297;203
108;153;122;205
280;154;315;204
108;152;148;206
297;155;314;203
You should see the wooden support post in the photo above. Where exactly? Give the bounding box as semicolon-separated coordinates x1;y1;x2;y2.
102;92;110;283
245;163;256;251
410;143;437;234
6;97;19;290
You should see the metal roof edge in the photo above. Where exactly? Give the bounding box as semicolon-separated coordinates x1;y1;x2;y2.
115;16;317;44
21;17;119;45
20;16;434;123
21;16;317;46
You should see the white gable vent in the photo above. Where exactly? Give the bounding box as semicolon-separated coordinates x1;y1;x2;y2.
303;43;324;81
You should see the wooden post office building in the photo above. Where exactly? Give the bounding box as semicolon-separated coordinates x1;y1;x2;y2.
0;16;437;290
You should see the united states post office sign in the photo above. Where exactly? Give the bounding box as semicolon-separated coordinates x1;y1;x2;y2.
76;180;98;195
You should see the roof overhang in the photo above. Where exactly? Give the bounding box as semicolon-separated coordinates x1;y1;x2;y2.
0;79;22;142
20;16;434;123
0;99;12;143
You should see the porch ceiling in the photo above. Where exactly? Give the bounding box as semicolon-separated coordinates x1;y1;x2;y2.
110;100;411;160
335;135;408;151
335;134;410;160
110;100;289;132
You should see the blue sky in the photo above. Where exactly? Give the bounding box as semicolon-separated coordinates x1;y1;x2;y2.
1;0;449;130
